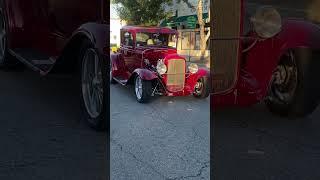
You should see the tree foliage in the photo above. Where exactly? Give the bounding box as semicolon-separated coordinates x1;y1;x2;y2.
112;0;173;26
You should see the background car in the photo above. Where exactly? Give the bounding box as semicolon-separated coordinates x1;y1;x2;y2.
110;26;210;103
0;0;109;131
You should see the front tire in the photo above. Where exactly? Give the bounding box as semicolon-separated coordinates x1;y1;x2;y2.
134;75;152;103
193;77;210;99
265;49;319;117
79;40;108;131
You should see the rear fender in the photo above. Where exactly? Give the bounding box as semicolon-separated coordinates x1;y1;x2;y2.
110;53;126;77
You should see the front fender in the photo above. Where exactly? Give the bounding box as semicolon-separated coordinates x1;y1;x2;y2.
132;69;158;81
187;68;210;87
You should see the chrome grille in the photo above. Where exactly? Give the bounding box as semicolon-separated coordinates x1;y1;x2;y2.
211;0;241;93
166;59;185;92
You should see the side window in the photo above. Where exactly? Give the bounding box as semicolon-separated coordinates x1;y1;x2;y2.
121;31;133;47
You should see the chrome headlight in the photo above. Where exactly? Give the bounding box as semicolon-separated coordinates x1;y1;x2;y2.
188;63;198;74
251;6;282;39
156;60;167;75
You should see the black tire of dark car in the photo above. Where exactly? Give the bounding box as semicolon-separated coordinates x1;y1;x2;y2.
134;75;152;103
265;49;320;117
193;77;210;99
0;5;17;68
79;40;107;131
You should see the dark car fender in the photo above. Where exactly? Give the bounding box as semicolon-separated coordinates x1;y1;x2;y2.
244;19;320;99
52;22;109;72
71;22;109;54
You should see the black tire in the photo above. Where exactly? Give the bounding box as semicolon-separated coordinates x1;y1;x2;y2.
0;5;10;67
79;40;108;131
134;75;152;103
193;77;210;99
0;3;20;69
265;49;319;117
109;60;117;84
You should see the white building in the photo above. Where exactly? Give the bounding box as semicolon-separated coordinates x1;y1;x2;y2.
110;4;126;47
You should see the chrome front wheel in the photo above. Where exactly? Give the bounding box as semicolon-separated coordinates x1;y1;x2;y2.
134;76;152;103
81;48;104;119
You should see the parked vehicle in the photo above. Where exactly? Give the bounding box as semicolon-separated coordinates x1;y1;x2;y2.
110;26;210;103
211;0;320;117
0;0;109;130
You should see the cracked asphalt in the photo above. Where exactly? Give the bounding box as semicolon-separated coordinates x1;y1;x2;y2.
0;67;107;180
213;103;320;180
110;83;210;180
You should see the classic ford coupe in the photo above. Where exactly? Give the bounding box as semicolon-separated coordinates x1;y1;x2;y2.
0;0;109;130
110;26;210;103
211;0;320;117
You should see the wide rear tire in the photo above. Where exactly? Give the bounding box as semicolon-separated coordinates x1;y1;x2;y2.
265;49;319;117
193;77;210;99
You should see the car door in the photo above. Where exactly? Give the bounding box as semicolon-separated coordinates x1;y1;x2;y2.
121;30;136;74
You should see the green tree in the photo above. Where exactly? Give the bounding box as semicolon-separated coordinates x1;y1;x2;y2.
112;0;173;26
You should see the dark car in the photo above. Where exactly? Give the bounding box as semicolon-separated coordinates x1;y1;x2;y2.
0;0;109;130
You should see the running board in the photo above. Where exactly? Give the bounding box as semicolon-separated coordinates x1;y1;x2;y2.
8;48;56;75
113;77;128;85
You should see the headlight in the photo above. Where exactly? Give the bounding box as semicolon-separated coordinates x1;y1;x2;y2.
188;63;198;74
156;60;167;75
251;6;282;39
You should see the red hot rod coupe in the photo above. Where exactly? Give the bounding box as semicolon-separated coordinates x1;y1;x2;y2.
0;0;109;130
211;0;320;117
110;26;210;103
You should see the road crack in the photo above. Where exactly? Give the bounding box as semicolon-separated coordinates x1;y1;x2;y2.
166;161;210;180
111;138;169;179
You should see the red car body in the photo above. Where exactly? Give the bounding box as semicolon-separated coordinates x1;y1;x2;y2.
211;0;320;111
1;0;108;74
110;26;210;100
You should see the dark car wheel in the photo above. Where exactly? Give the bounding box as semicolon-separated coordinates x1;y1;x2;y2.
0;3;18;69
134;75;152;103
109;60;117;84
0;6;8;67
193;77;210;99
79;40;107;131
265;49;319;117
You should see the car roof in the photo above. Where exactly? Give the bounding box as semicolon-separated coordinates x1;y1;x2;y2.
121;25;177;34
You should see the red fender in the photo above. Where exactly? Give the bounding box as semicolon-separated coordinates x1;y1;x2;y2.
110;53;126;77
131;68;158;81
242;19;320;101
186;68;210;88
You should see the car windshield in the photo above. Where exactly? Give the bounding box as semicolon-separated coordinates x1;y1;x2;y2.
136;32;177;48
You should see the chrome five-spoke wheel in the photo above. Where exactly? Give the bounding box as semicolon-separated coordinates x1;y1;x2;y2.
81;48;104;119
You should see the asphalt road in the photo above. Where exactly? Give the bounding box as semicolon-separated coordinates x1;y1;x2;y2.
0;67;107;180
213;103;320;180
110;83;210;180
